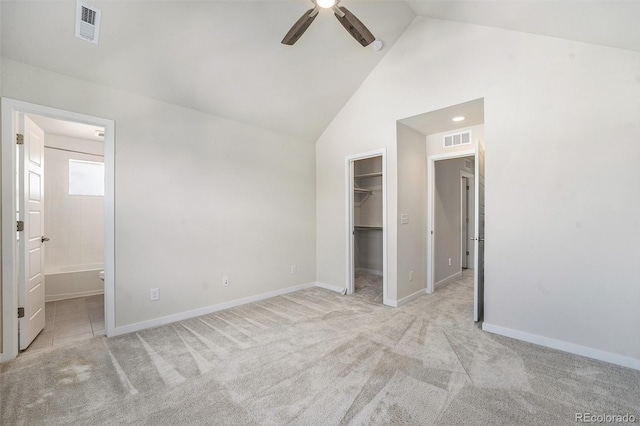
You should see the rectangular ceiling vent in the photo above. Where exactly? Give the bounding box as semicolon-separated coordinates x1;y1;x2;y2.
75;1;101;44
443;130;471;148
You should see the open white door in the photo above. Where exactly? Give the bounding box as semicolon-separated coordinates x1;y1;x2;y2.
473;139;485;322
18;114;46;349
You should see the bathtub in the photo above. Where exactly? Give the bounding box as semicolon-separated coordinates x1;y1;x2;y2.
45;263;104;302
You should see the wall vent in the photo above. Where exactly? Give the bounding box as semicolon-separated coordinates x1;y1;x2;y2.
75;1;101;44
443;130;471;148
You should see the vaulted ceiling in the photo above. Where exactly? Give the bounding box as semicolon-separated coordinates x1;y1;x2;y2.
2;1;638;141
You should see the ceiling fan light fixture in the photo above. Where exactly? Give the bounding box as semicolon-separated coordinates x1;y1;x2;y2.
282;0;375;47
316;0;336;9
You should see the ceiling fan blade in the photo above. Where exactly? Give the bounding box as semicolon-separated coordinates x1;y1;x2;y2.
334;6;375;47
281;8;318;45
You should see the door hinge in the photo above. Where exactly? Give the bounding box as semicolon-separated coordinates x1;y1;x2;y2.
17;221;24;232
18;307;25;318
466;185;469;190
466;251;470;255
16;134;24;145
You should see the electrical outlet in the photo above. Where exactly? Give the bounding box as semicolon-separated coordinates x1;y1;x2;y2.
150;288;159;301
223;276;229;287
409;270;414;281
448;258;452;266
291;264;297;274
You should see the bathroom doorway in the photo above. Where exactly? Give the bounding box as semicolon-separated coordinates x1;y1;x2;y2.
1;98;115;362
21;113;106;352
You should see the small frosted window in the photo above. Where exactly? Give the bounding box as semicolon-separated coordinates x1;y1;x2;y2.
69;160;104;196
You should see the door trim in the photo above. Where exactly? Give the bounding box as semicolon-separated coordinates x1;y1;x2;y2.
426;149;475;294
345;149;388;306
1;98;116;362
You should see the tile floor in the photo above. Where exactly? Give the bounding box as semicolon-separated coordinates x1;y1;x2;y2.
23;295;105;353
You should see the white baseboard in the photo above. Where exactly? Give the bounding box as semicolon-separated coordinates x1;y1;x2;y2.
314;282;344;294
46;289;104;302
397;288;427;307
112;282;316;336
434;271;462;289
482;322;640;371
355;268;383;276
385;288;426;308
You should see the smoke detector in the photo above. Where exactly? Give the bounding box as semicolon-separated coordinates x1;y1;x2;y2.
75;1;101;44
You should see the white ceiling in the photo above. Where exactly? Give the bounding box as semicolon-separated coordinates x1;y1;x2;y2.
406;1;640;53
1;1;416;140
399;97;484;136
2;1;638;141
28;113;105;142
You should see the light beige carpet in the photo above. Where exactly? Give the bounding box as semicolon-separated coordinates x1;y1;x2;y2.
1;272;638;425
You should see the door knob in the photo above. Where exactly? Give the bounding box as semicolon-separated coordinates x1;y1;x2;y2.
41;236;50;243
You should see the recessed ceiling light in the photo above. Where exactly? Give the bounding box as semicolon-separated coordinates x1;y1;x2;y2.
452;116;465;122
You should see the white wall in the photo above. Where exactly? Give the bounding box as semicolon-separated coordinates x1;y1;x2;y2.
1;58;316;329
396;123;426;300
434;157;472;284
44;135;104;273
42;134;105;301
316;17;640;366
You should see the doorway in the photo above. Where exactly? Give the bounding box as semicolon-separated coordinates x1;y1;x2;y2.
23;113;106;352
1;98;115;363
345;149;388;305
427;146;485;321
429;155;475;290
398;97;486;321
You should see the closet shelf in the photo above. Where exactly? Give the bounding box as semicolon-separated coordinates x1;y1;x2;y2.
354;188;373;194
354;226;383;231
354;172;382;179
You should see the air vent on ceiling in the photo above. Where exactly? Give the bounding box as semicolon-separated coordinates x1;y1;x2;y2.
443;130;471;148
75;1;101;44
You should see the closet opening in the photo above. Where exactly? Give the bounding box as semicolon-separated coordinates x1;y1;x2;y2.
346;150;388;305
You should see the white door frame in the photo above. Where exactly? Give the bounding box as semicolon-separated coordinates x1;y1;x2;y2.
426;149;475;294
345;148;388;305
1;98;116;362
460;170;474;270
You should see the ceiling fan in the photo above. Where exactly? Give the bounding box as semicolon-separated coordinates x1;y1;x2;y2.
281;0;376;47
